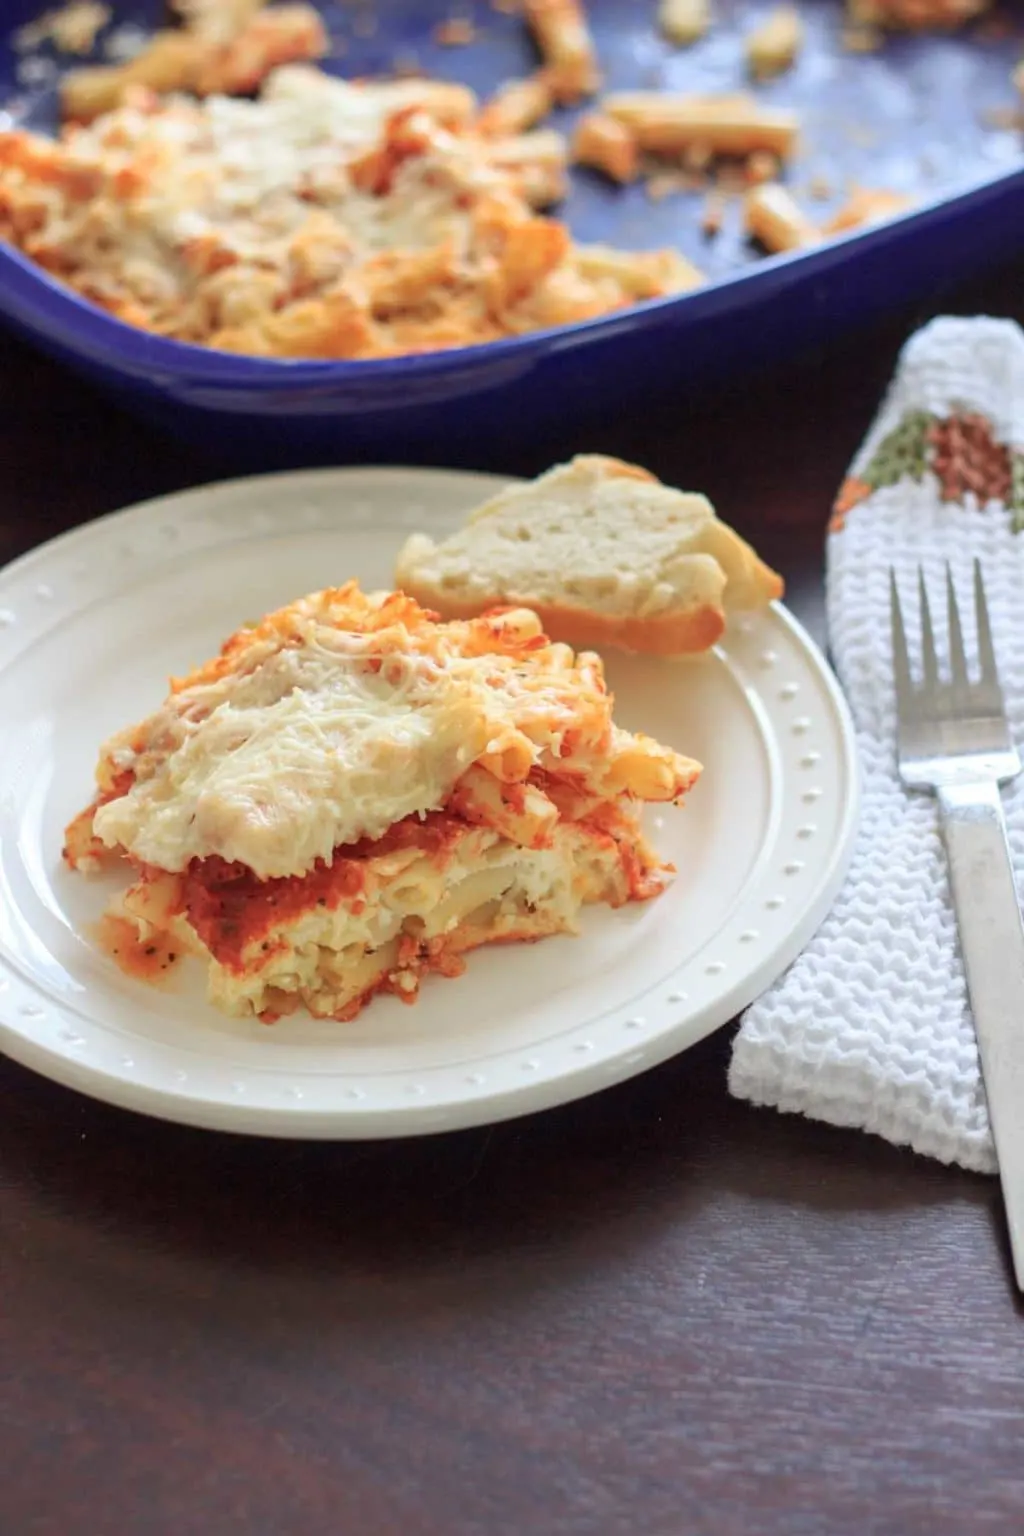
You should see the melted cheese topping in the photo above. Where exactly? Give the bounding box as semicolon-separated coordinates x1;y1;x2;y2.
94;644;490;877
87;584;685;882
172;68;491;236
25;71;495;308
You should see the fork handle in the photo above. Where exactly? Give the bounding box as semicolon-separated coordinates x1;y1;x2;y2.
939;780;1024;1288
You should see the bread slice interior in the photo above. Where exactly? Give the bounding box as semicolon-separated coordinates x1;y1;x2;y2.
395;454;784;656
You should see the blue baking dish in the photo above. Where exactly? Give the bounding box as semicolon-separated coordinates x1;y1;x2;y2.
1;0;1022;464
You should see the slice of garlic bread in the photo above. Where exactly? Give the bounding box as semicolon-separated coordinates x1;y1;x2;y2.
395;455;783;656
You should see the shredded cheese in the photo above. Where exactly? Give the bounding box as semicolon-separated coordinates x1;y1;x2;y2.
95;645;493;877
88;584;668;880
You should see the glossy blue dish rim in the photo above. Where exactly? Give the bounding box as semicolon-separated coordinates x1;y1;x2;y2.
1;159;1020;409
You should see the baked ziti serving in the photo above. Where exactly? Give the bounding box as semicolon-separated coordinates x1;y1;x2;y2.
64;584;701;1023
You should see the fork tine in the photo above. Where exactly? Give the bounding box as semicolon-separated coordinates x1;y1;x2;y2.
918;567;939;692
974;559;1001;694
945;563;969;690
890;569;914;718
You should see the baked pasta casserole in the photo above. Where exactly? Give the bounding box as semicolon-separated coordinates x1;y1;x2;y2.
64;584;701;1022
2;0;1009;357
0;49;700;359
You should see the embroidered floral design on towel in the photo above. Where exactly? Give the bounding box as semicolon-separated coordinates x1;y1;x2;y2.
832;407;1024;532
930;413;1013;508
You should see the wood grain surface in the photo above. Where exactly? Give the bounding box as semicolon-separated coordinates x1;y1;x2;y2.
3;258;1024;1536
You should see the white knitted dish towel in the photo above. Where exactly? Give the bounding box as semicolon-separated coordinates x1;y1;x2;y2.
730;315;1024;1175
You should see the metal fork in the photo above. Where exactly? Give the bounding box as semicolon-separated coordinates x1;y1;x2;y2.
892;560;1024;1289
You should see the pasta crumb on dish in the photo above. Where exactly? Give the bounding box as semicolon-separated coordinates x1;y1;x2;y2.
60;3;328;121
846;0;990;28
659;0;712;46
744;182;820;252
745;5;803;79
65;583;701;1023
13;1;111;56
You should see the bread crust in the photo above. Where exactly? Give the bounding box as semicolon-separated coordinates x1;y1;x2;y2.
741;557;785;606
569;453;660;485
398;580;727;655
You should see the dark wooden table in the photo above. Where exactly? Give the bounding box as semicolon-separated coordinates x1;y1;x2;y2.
4;263;1024;1536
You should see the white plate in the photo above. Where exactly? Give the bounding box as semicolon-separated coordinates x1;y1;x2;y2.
0;468;859;1138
